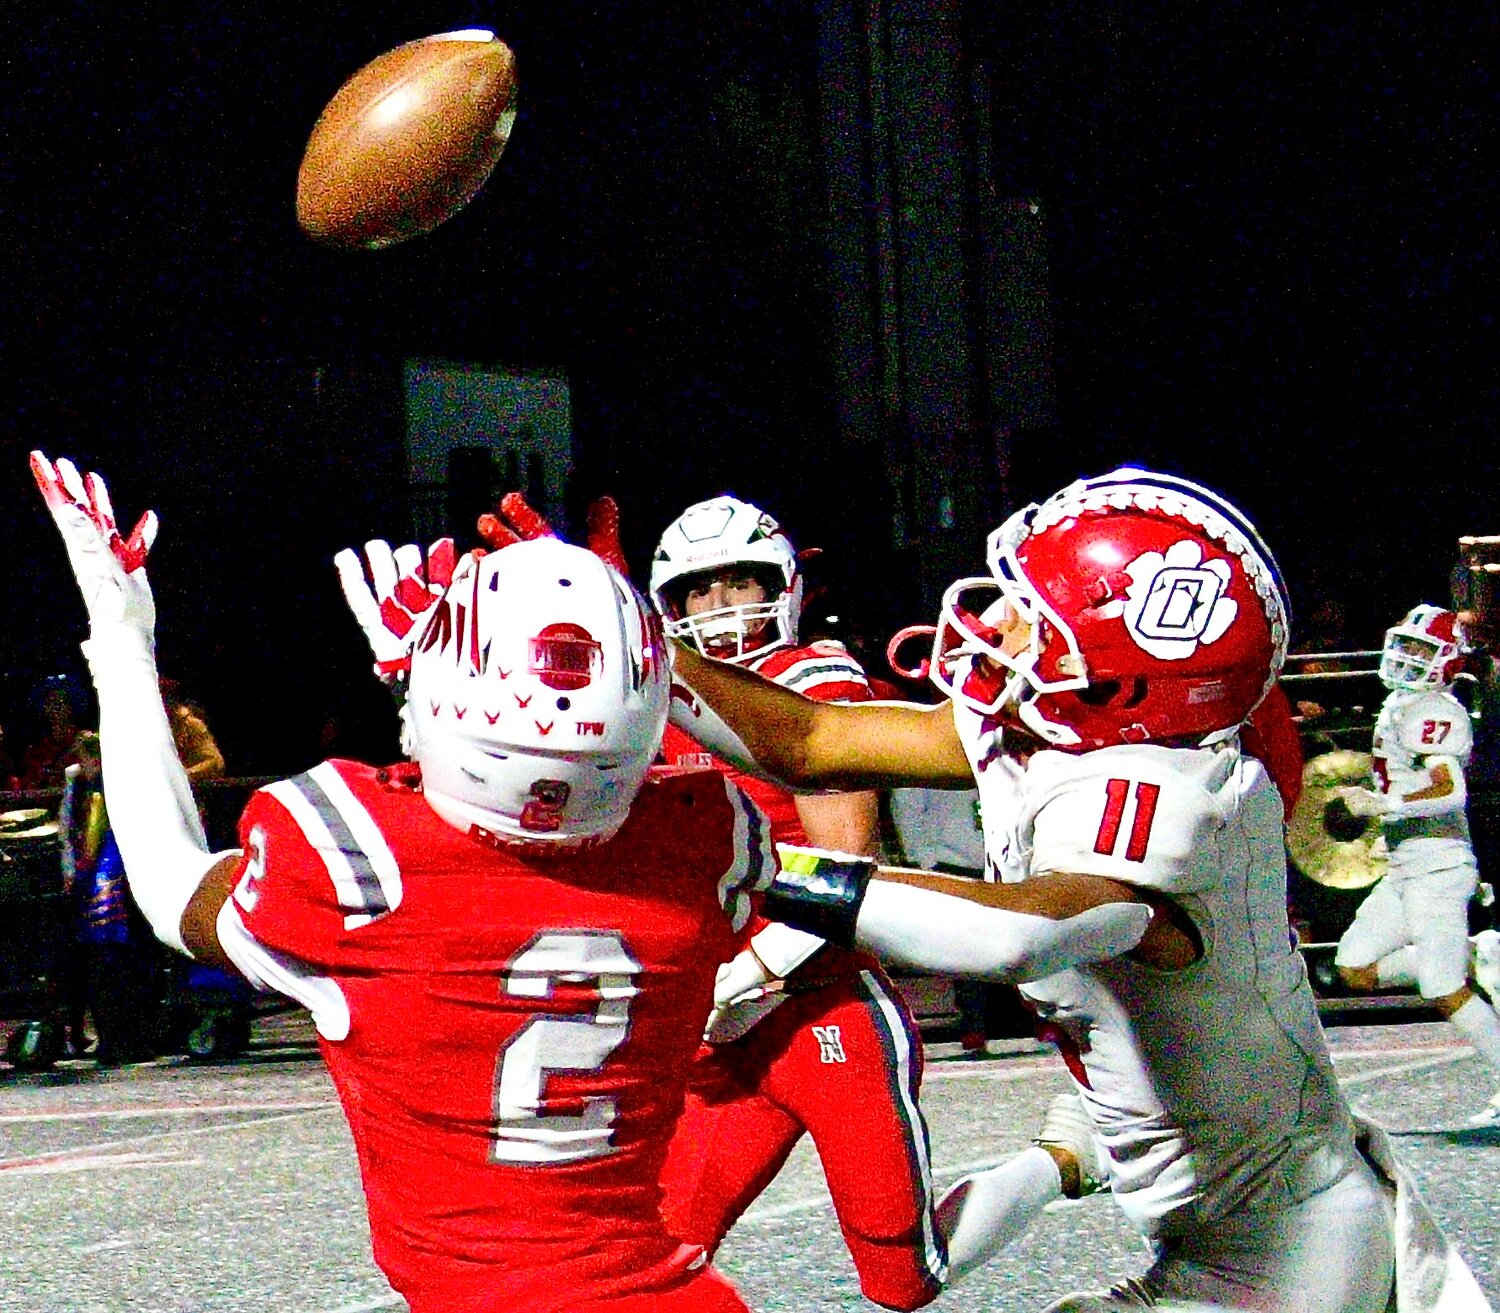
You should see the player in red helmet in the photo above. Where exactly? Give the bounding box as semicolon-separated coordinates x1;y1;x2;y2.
652;495;946;1311
31;456;764;1313
670;468;1488;1310
1334;604;1500;1127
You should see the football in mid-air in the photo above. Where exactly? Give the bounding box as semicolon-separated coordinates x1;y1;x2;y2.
296;29;517;250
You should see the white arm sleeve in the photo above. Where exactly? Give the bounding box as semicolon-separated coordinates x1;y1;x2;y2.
853;880;1152;982
83;623;233;954
1389;754;1468;819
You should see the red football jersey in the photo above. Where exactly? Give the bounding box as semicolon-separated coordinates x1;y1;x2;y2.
660;639;873;846
219;759;771;1313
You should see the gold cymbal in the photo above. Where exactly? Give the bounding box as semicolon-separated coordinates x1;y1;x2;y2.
1287;750;1387;890
0;808;49;826
0;822;59;840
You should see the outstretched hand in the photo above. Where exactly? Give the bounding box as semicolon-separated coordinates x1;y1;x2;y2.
336;492;633;689
334;537;457;684
477;491;630;575
31;451;158;641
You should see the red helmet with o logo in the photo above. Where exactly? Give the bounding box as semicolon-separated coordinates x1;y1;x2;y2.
931;468;1290;751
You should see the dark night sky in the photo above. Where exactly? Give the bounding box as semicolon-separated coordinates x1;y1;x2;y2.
0;2;1495;772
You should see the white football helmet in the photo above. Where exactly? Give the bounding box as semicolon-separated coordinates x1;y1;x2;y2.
405;538;671;848
1379;605;1465;692
649;496;803;662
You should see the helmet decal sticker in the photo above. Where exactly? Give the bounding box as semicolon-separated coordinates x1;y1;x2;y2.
1121;540;1238;660
520;779;571;832
530;623;601;691
676;501;738;543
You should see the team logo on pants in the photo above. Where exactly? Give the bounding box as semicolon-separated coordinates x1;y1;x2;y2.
812;1025;847;1063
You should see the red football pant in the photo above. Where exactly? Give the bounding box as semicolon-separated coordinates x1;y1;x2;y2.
570;1263;749;1313
405;1253;748;1313
661;966;946;1311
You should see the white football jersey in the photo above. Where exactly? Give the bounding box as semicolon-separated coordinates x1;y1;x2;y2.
1372;689;1472;850
951;705;1026;883
955;710;1357;1237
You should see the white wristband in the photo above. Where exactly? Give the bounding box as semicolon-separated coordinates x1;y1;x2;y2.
747;921;826;979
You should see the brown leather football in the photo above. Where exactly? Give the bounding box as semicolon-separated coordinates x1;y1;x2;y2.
296;29;517;250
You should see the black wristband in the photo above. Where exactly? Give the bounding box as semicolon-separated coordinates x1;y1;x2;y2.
761;849;875;949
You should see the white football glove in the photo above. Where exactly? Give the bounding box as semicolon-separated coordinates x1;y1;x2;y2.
331;491;626;689
334;537;457;685
713;947;776;1009
1338;786;1392;819
31;451;158;644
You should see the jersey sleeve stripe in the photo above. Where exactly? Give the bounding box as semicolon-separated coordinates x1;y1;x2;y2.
307;762;404;912
262;765;402;929
718;781;772;934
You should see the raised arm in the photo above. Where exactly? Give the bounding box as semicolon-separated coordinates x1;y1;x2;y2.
31;452;242;969
670;640;974;789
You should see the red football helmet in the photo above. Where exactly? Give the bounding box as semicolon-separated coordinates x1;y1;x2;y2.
1379;605;1465;692
930;468;1290;750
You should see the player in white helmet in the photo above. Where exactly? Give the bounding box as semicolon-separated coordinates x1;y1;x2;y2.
1334;604;1500;1127
669;468;1490;1310
651;494;805;663
31;458;773;1313
652;494;948;1310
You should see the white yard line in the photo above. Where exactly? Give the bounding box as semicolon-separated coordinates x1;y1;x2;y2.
1337;1050;1470;1087
923;1059;1064;1082
312;1296;405;1313
0;1107;337;1173
0;1099;335;1125
11;1151;205;1178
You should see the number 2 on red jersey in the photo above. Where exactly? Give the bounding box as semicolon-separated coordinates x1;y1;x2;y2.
491;931;642;1165
1094;779;1161;862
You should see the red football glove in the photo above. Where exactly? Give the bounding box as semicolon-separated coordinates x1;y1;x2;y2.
477;491;630;575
